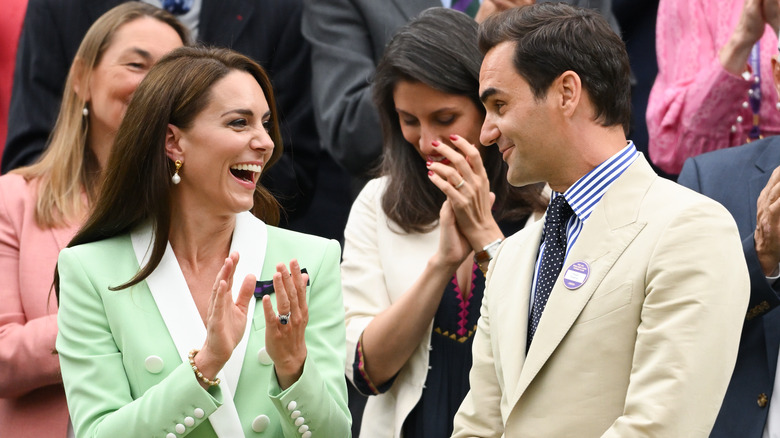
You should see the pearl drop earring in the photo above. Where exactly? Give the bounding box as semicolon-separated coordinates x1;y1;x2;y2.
172;160;182;184
82;106;89;117
775;101;780;111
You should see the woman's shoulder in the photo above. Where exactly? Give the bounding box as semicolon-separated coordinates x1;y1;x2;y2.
265;225;340;257
0;174;42;232
61;233;133;260
348;176;389;221
263;226;341;282
0;173;36;203
0;172;31;187
355;176;388;203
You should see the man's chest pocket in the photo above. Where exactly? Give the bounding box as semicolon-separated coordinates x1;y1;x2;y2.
575;282;633;325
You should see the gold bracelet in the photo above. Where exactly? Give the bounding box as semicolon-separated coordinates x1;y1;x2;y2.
188;349;221;386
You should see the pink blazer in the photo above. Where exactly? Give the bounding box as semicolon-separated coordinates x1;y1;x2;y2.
0;173;79;438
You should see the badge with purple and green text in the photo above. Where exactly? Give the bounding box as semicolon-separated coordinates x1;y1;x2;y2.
563;261;590;290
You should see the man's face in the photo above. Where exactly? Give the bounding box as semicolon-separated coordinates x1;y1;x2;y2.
479;41;561;187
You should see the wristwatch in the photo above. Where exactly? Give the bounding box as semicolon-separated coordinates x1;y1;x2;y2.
474;238;503;273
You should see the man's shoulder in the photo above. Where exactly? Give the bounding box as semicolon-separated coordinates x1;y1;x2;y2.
646;175;735;223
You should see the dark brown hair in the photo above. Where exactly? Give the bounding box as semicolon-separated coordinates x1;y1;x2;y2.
479;3;631;134
373;7;546;233
62;46;283;291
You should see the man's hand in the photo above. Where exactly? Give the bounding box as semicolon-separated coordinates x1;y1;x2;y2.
755;166;780;276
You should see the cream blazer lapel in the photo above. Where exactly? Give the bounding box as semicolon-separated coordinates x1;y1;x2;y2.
484;219;542;407
130;211;266;437
510;157;655;407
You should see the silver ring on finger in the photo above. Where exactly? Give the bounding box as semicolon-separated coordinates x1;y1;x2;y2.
278;311;292;325
455;178;466;190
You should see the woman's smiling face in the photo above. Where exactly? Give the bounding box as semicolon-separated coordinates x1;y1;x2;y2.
169;70;275;216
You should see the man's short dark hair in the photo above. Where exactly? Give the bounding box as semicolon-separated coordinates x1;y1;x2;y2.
479;3;631;133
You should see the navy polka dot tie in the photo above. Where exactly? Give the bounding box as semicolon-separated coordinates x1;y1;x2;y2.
527;195;573;350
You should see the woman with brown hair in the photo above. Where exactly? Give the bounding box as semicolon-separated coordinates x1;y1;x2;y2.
0;3;186;436
55;46;351;437
341;7;546;438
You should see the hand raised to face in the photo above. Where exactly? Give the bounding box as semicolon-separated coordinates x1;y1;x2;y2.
426;135;504;254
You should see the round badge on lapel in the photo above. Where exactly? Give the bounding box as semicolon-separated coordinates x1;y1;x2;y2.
563;261;590;290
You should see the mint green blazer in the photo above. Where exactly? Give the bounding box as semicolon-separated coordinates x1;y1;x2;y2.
56;212;350;437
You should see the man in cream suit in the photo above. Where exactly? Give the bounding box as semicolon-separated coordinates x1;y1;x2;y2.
452;4;750;437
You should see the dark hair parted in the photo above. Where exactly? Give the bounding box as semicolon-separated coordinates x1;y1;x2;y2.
373;7;546;233
478;3;631;134
64;46;283;291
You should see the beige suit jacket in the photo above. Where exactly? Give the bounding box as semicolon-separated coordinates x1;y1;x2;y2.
452;156;750;437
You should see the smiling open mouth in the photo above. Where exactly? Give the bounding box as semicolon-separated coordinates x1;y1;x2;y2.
229;163;262;184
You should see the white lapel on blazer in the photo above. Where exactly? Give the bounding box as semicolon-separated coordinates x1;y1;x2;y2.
224;212;266;391
130;211;266;437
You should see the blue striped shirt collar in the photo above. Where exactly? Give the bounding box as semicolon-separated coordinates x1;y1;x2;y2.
550;142;639;223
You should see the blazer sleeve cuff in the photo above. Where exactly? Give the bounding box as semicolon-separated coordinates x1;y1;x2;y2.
267;356;351;435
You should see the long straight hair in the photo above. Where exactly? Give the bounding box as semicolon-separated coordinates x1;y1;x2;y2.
373;8;546;233
13;2;189;229
61;47;283;292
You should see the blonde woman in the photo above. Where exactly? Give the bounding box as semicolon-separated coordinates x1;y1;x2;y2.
0;3;186;436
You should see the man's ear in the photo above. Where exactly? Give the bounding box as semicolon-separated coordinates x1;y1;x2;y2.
165;124;184;161
557;70;582;118
71;57;91;102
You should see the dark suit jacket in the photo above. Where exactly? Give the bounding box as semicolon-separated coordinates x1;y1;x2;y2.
678;137;780;438
301;0;439;178
4;0;350;237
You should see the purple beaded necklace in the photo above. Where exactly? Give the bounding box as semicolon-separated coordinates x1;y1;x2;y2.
747;42;762;140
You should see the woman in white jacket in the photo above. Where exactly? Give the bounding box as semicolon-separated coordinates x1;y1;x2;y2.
340;8;547;438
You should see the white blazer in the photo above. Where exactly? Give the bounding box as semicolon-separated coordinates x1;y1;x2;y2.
342;177;439;438
342;177;540;438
